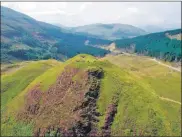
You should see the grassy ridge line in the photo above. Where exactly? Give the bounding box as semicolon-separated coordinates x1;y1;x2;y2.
1;54;181;136
1;61;32;76
1;59;62;76
6;62;63;114
4;55;96;115
1;60;62;110
103;54;181;102
98;57;180;136
1;63;47;108
57;54;171;135
1;60;62;136
94;57;180;136
1;54;98;136
5;55;95;114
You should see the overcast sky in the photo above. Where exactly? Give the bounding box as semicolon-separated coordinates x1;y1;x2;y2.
2;2;181;29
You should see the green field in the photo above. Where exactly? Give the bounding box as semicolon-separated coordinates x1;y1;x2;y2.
1;54;181;136
103;54;181;102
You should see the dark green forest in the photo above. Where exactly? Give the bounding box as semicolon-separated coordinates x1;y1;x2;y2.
1;6;110;63
1;6;181;63
115;29;181;61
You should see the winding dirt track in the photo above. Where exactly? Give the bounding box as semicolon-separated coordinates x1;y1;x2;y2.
159;96;181;105
149;58;181;72
121;52;181;105
121;51;181;72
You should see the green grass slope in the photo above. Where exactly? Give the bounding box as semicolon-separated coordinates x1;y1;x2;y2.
102;55;181;136
1;60;62;136
1;60;62;108
1;54;181;136
103;54;181;102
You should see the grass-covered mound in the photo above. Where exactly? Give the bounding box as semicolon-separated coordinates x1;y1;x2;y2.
1;54;181;136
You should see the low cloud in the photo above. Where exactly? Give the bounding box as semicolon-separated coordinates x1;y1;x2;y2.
1;2;181;29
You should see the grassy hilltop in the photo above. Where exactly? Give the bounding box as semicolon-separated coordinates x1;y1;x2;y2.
1;54;181;136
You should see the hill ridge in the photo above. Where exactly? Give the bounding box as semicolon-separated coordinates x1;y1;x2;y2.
1;54;181;136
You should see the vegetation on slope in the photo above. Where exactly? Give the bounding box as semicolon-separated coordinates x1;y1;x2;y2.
104;54;181;102
1;60;62;136
1;61;31;75
1;6;110;63
114;29;181;61
1;60;62;108
102;54;181;136
1;54;181;136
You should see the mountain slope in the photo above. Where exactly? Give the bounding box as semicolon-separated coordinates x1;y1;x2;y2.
1;6;110;63
1;54;181;136
140;25;168;33
61;23;146;40
114;29;181;61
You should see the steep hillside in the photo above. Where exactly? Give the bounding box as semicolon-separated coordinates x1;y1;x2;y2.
1;54;181;136
114;29;181;61
65;23;146;40
1;7;110;63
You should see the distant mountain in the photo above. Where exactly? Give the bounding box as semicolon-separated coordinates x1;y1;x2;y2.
140;25;167;33
55;23;147;40
114;29;181;61
53;23;70;30
1;6;110;63
140;25;180;33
